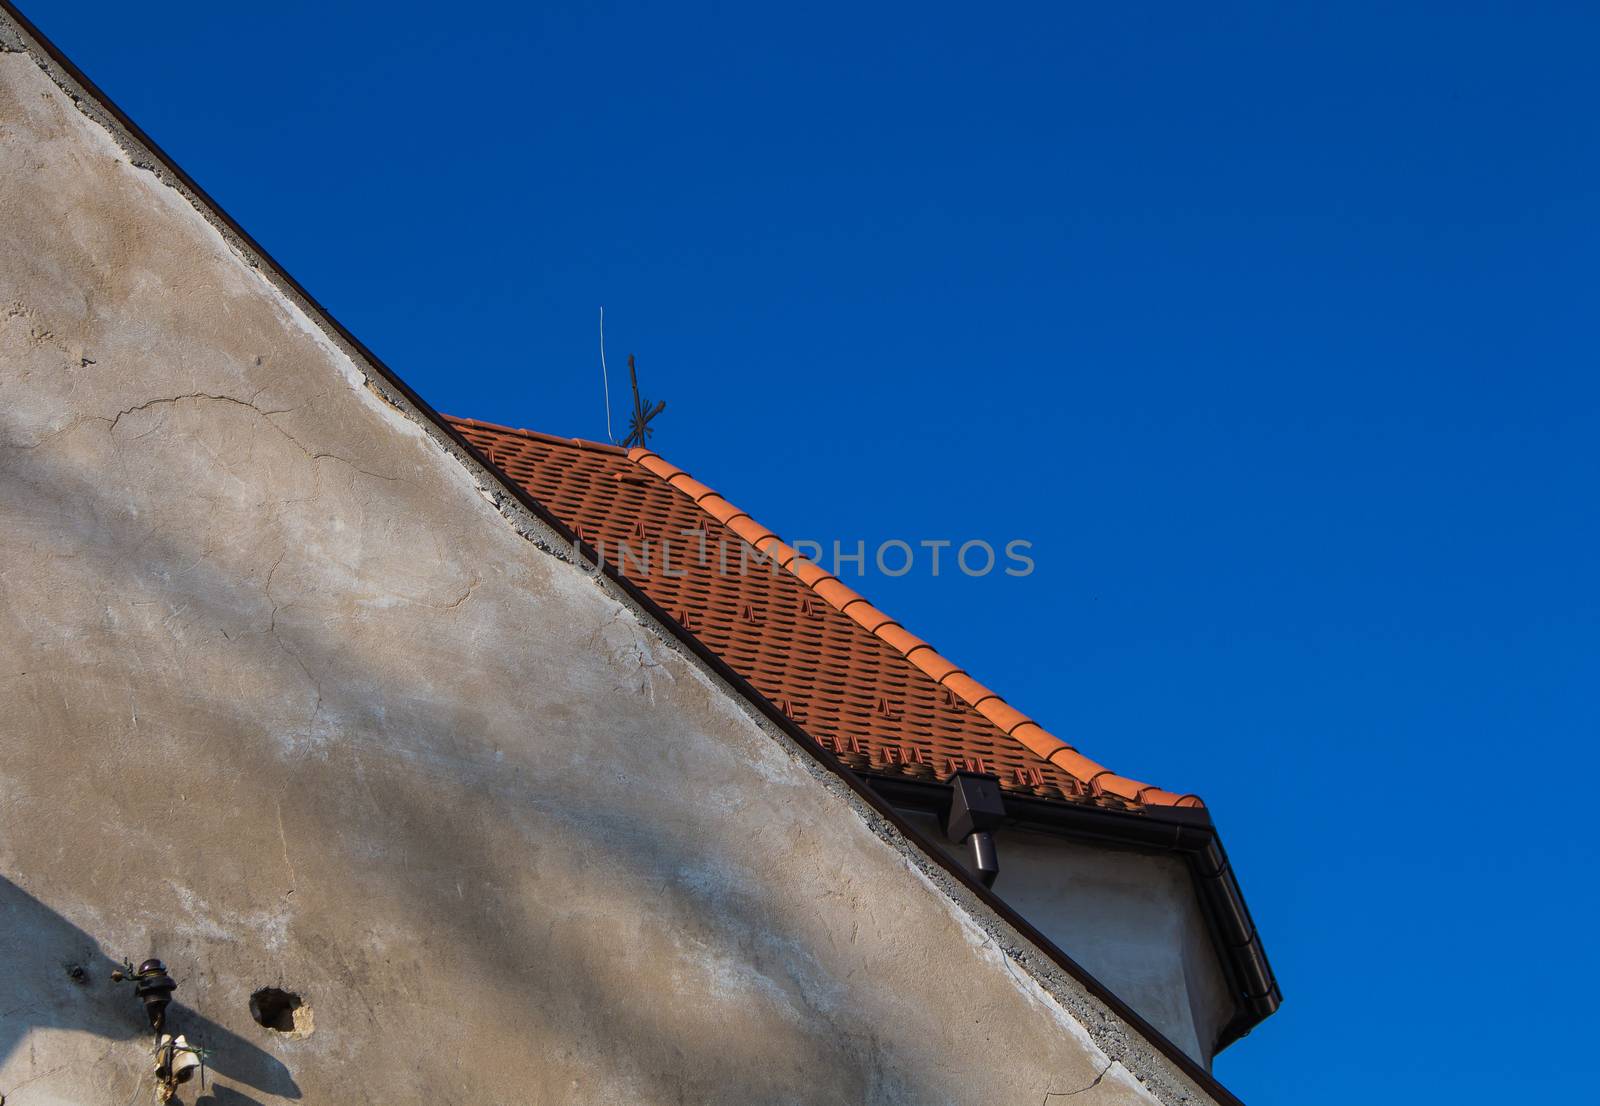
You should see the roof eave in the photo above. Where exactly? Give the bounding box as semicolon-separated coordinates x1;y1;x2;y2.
861;773;1281;1055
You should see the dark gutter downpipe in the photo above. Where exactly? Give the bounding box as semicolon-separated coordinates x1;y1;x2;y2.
0;6;1256;1101
943;771;1007;888
966;831;1000;887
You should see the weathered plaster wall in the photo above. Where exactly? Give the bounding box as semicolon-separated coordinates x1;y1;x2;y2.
909;813;1233;1067
991;835;1234;1070
0;23;1219;1106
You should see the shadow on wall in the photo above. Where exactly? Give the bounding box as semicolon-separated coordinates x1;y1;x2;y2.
0;875;300;1103
0;403;958;1104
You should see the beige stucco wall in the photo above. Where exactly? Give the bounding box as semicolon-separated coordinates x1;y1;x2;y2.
990;833;1234;1069
0;24;1221;1106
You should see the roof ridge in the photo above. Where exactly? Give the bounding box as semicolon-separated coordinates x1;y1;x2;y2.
625;446;1201;809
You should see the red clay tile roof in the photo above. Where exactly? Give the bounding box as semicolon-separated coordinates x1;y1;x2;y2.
448;417;1202;813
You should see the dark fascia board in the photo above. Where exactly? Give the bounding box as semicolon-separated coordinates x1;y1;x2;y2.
0;4;1255;1103
866;776;1281;1055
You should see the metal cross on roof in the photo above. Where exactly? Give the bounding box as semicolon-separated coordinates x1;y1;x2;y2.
620;354;666;449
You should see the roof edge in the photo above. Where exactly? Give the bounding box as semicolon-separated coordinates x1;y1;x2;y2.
866;774;1282;1055
626;446;1202;810
449;416;624;456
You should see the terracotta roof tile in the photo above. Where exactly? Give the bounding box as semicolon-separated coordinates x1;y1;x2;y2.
1095;774;1148;802
725;516;774;549
906;648;964;685
875;625;927;656
974;698;1032;736
940;673;996;707
790;559;832;589
1010;722;1069;761
811;577;862;610
448;417;1199;812
1047;748;1110;783
842;602;895;635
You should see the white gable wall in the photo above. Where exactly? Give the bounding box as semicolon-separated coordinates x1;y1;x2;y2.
909;815;1235;1066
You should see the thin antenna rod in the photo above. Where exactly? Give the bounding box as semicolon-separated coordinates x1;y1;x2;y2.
599;306;616;444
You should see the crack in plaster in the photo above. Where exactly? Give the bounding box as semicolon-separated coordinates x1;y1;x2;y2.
1043;1062;1115;1101
104;392;402;486
262;548;323;747
275;797;298;898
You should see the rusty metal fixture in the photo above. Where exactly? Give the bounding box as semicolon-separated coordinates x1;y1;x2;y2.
110;957;200;1102
111;957;178;1034
620;354;666;448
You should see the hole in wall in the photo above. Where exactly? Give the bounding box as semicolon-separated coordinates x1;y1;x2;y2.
249;987;309;1034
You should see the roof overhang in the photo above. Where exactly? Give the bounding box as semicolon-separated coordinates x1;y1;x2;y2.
864;774;1280;1052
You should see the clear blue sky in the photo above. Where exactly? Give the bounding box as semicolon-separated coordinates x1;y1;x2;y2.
19;1;1598;1100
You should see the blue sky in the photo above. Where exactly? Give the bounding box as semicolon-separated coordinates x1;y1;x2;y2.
19;1;1599;1100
